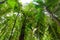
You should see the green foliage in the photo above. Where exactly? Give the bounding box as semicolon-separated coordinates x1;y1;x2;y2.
0;0;60;40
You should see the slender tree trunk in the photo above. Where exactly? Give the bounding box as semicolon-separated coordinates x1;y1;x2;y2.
19;19;26;40
9;12;19;40
19;12;26;40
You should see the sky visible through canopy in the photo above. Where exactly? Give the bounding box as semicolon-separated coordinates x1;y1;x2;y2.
19;0;33;5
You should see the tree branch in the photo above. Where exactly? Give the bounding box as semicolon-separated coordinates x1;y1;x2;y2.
45;6;60;26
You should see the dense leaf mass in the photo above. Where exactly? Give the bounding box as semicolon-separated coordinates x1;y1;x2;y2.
0;0;60;40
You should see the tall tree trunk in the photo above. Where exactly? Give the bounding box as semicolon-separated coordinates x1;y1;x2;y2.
19;12;26;40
